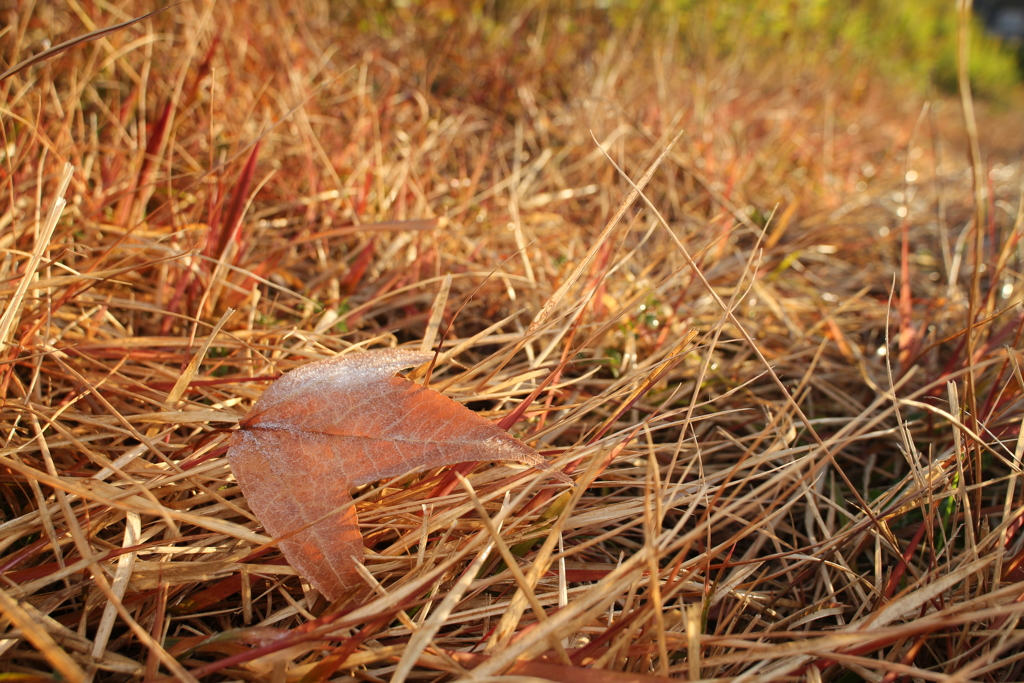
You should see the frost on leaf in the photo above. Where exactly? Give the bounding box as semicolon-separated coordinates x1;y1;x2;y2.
227;348;566;600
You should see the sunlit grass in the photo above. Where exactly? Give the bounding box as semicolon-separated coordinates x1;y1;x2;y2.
0;2;1022;681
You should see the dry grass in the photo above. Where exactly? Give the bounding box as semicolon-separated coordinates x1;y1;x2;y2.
1;2;1023;681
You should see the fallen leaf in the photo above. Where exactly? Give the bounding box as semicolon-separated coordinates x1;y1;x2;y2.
227;348;568;600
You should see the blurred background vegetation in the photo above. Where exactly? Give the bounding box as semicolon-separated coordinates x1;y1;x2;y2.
461;0;1024;100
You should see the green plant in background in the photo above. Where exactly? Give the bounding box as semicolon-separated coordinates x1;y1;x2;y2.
607;0;1020;99
837;0;1020;98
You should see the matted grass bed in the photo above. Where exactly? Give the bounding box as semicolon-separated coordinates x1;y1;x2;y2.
1;3;1023;681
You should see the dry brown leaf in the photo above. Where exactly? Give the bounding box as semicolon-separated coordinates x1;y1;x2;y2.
227;348;568;600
